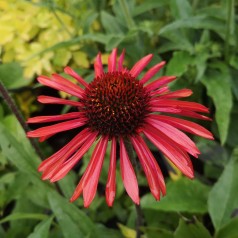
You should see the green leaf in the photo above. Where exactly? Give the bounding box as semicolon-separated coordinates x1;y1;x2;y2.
100;11;124;34
57;171;77;198
0;213;48;224
174;219;212;238
26;34;109;61
132;0;167;16
170;0;192;19
215;217;238;238
28;216;54;238
166;51;193;76
48;191;96;238
118;223;136;238
0;62;30;89
96;224;123;238
143;228;174;238
141;178;210;214
208;148;238;230
202;69;232;144
159;16;226;40
0;121;40;176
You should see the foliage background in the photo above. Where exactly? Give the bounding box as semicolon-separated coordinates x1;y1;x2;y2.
0;0;238;237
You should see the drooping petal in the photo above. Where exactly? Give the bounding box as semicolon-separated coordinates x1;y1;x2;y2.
159;89;193;99
37;95;83;107
38;76;83;99
135;135;166;196
83;136;109;207
118;49;125;71
146;117;200;157
94;52;104;77
41;132;95;180
38;128;90;172
130;54;153;78
70;136;108;203
143;125;194;178
108;48;117;72
141;61;166;84
49;132;98;182
120;137;140;204
130;135;164;200
27;118;86;137
64;66;88;87
146;76;176;91
150;115;214;139
27;112;84;123
106;137;117;206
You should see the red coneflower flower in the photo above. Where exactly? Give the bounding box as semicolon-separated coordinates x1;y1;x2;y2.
27;49;213;207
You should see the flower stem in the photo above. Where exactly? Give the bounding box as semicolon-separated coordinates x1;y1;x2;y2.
0;81;44;160
135;203;143;238
125;139;143;238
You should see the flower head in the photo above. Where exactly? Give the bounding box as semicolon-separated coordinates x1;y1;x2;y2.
27;48;213;207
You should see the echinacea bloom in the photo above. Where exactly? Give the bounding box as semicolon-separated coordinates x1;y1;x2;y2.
27;48;213;207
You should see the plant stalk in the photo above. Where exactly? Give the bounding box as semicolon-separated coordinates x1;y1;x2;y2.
0;81;44;160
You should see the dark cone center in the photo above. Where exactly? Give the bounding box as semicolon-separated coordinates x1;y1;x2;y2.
82;72;151;137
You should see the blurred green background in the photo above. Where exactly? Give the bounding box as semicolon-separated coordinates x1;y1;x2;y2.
0;0;238;237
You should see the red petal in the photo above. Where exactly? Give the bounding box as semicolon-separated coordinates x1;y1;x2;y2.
130;136;163;200
130;54;153;78
39;134;54;142
70;136;108;203
144;125;194;178
83;136;109;207
118;49;125;71
151;115;214;139
49;132;98;182
141;61;166;84
64;66;88;87
52;74;84;94
146;76;176;91
151;99;210;113
94;52;103;77
150;86;170;97
37;95;83;107
120;137;140;204
108;48;117;72
160;109;212;120
38;76;83;99
27;118;86;137
38;128;90;172
135;136;166;195
149;106;182;113
147;118;200;157
159;89;193;99
40;131;94;180
27;112;84;123
106;137;117;206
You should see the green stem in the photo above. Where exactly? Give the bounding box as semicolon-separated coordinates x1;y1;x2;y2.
125;139;143;238
0;81;44;160
225;0;234;63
